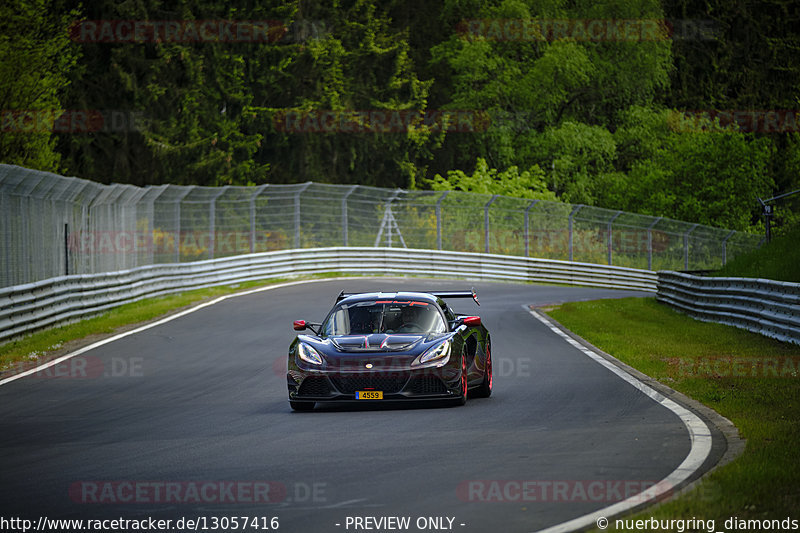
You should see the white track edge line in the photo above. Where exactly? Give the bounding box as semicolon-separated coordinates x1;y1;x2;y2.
0;278;352;387
525;307;713;533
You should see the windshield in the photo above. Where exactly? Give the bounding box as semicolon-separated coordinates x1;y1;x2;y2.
321;300;446;336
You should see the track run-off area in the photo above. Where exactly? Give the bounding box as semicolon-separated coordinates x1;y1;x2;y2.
0;278;728;533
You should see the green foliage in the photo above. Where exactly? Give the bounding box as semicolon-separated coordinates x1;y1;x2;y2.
426;157;555;200
0;0;81;172
538;121;618;204
623;117;775;230
58;0;274;186
256;0;435;188
0;0;797;234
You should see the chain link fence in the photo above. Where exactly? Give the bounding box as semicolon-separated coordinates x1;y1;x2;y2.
0;164;763;288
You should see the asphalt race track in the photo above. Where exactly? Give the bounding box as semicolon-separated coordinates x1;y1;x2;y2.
0;279;726;533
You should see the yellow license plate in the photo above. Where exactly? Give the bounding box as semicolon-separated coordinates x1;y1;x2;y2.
355;390;383;400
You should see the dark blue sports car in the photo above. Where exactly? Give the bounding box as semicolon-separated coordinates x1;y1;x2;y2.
287;289;492;411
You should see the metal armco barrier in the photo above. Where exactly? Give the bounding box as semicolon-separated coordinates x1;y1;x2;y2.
657;271;800;345
0;247;657;343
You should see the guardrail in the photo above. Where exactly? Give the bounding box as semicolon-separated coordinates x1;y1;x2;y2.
657;271;800;345
0;247;657;343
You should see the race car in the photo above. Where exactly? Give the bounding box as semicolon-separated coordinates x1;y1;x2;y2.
287;289;492;411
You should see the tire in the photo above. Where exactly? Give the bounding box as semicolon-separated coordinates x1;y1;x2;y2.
450;352;468;407
290;401;315;411
474;341;492;398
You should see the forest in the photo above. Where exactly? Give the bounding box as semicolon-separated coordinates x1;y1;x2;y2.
1;0;799;232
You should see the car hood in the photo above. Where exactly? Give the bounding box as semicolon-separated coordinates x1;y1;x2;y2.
299;333;451;356
331;334;426;352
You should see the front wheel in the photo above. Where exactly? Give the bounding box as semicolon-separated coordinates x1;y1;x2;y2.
474;342;492;398
290;400;315;411
450;353;468;407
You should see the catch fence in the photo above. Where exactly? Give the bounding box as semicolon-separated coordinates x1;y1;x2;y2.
0;164;763;288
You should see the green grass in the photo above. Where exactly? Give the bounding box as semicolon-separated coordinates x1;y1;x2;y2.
715;225;800;282
546;297;800;524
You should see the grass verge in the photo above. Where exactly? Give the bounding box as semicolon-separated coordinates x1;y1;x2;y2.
545;297;800;525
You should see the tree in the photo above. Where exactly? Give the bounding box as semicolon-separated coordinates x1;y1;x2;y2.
624;115;775;230
427;0;671;176
0;0;81;171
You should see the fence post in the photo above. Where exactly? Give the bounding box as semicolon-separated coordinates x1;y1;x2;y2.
607;211;622;265
174;186;194;263
646;217;662;270
484;195;498;254
1;192;7;285
250;184;268;253
81;203;89;275
294;182;312;249
524;200;540;257
722;230;735;266
568;205;582;261
342;185;358;246
684;223;698;270
208;187;228;260
436;191;448;250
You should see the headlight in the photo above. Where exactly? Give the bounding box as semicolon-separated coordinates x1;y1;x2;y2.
297;343;323;365
412;339;451;367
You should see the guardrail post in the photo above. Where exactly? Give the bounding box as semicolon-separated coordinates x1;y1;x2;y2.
342;185;358;246
484;195;498;254
436;191;448;251
607;211;622;265
524;200;540;257
684;224;698;270
722;229;735;266
646;217;662;270
294;182;312;249
568;205;582;261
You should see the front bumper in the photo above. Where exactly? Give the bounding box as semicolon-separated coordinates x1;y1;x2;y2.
287;366;462;402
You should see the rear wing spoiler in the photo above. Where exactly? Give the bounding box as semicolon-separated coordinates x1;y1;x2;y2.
430;289;480;306
336;288;479;306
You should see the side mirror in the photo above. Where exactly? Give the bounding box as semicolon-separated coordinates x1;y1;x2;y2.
463;316;481;327
293;320;307;331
